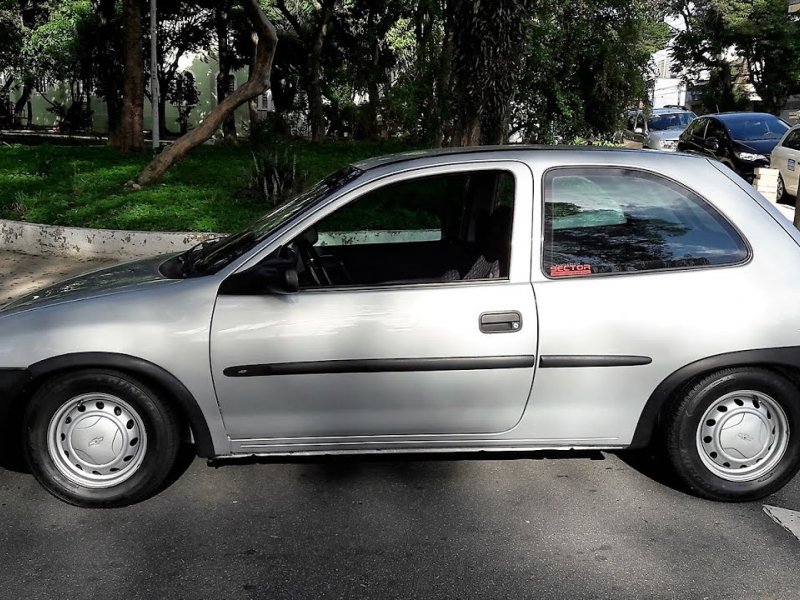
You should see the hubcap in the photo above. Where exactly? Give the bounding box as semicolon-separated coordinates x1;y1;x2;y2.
696;390;790;482
47;393;147;489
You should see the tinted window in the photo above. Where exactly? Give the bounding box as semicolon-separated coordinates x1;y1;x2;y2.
724;115;789;141
294;170;516;288
684;118;706;139
783;129;800;150
647;112;696;131
705;120;727;141
543;168;749;277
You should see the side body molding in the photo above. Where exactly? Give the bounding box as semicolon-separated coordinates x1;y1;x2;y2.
27;352;215;458
630;347;800;449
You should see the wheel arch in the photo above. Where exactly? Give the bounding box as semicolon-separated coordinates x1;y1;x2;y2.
24;352;215;458
630;347;800;449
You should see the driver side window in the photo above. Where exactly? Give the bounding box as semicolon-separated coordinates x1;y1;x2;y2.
292;170;516;289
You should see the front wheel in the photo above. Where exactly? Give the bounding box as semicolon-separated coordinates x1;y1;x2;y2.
777;174;792;205
24;370;181;508
664;368;800;502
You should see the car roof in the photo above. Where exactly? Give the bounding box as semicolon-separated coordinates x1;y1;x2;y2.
351;145;697;172
651;108;693;114
706;112;781;122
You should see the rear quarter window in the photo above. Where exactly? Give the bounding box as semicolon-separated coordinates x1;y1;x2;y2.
542;168;749;278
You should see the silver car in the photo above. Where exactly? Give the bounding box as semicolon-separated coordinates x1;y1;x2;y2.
622;108;697;151
2;147;800;508
771;123;800;203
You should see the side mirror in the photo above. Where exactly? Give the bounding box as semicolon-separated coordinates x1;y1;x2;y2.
634;127;644;134
219;256;299;295
705;137;720;152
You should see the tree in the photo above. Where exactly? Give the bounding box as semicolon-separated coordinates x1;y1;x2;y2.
274;0;338;142
119;0;144;151
134;0;277;186
167;70;200;134
668;0;800;115
91;0;124;140
448;0;531;146
513;0;668;143
670;0;748;112
214;0;238;142
0;2;24;125
149;0;214;137
726;0;800;116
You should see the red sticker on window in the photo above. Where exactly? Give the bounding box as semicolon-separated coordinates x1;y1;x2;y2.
549;264;593;277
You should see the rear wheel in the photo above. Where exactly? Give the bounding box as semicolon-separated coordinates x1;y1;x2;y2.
24;370;181;508
664;368;800;502
777;174;791;205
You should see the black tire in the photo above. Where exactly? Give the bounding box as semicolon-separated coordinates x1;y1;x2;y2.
664;367;800;502
23;369;181;508
777;174;792;205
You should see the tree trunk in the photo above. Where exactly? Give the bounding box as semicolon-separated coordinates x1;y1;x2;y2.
435;0;454;147
307;0;336;142
216;1;238;143
119;0;144;152
247;31;260;129
363;6;380;139
135;0;277;187
13;82;32;128
93;0;123;142
157;65;171;137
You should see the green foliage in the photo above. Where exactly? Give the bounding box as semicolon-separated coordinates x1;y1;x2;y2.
24;1;93;83
166;71;201;134
727;0;800;115
247;120;306;206
0;140;422;232
670;0;800;115
515;0;666;143
450;0;531;145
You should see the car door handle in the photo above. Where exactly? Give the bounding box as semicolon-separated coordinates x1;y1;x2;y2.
480;311;522;334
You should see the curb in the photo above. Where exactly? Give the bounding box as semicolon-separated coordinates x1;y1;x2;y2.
0;219;219;260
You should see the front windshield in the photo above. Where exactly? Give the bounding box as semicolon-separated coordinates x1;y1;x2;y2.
647;112;696;131
192;166;363;274
725;116;789;141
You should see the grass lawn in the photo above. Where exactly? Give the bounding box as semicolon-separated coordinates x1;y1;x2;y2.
0;140;421;233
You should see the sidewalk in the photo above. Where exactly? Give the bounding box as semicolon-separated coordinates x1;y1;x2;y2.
0;251;114;305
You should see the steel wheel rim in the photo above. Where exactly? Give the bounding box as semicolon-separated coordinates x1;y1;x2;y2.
47;393;148;489
696;390;790;482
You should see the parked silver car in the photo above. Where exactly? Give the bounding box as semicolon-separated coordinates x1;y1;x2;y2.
622;107;697;151
2;147;800;508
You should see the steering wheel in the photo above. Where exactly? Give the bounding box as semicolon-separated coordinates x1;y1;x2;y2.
296;234;332;287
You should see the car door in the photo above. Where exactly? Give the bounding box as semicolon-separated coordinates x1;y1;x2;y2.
775;128;800;196
527;164;753;443
210;162;537;450
678;117;700;153
703;119;731;163
622;112;643;148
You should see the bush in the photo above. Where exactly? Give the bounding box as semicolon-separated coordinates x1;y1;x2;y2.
249;146;305;207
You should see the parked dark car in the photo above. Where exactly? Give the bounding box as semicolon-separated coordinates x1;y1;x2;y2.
677;113;791;183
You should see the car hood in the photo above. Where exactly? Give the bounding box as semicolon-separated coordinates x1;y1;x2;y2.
0;255;175;317
648;130;683;142
733;139;780;155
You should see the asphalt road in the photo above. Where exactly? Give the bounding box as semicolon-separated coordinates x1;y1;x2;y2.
1;451;799;600
1;251;799;600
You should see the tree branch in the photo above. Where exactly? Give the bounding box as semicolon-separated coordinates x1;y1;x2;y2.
275;0;304;39
134;0;278;187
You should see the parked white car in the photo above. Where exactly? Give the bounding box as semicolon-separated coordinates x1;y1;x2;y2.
771;124;800;203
